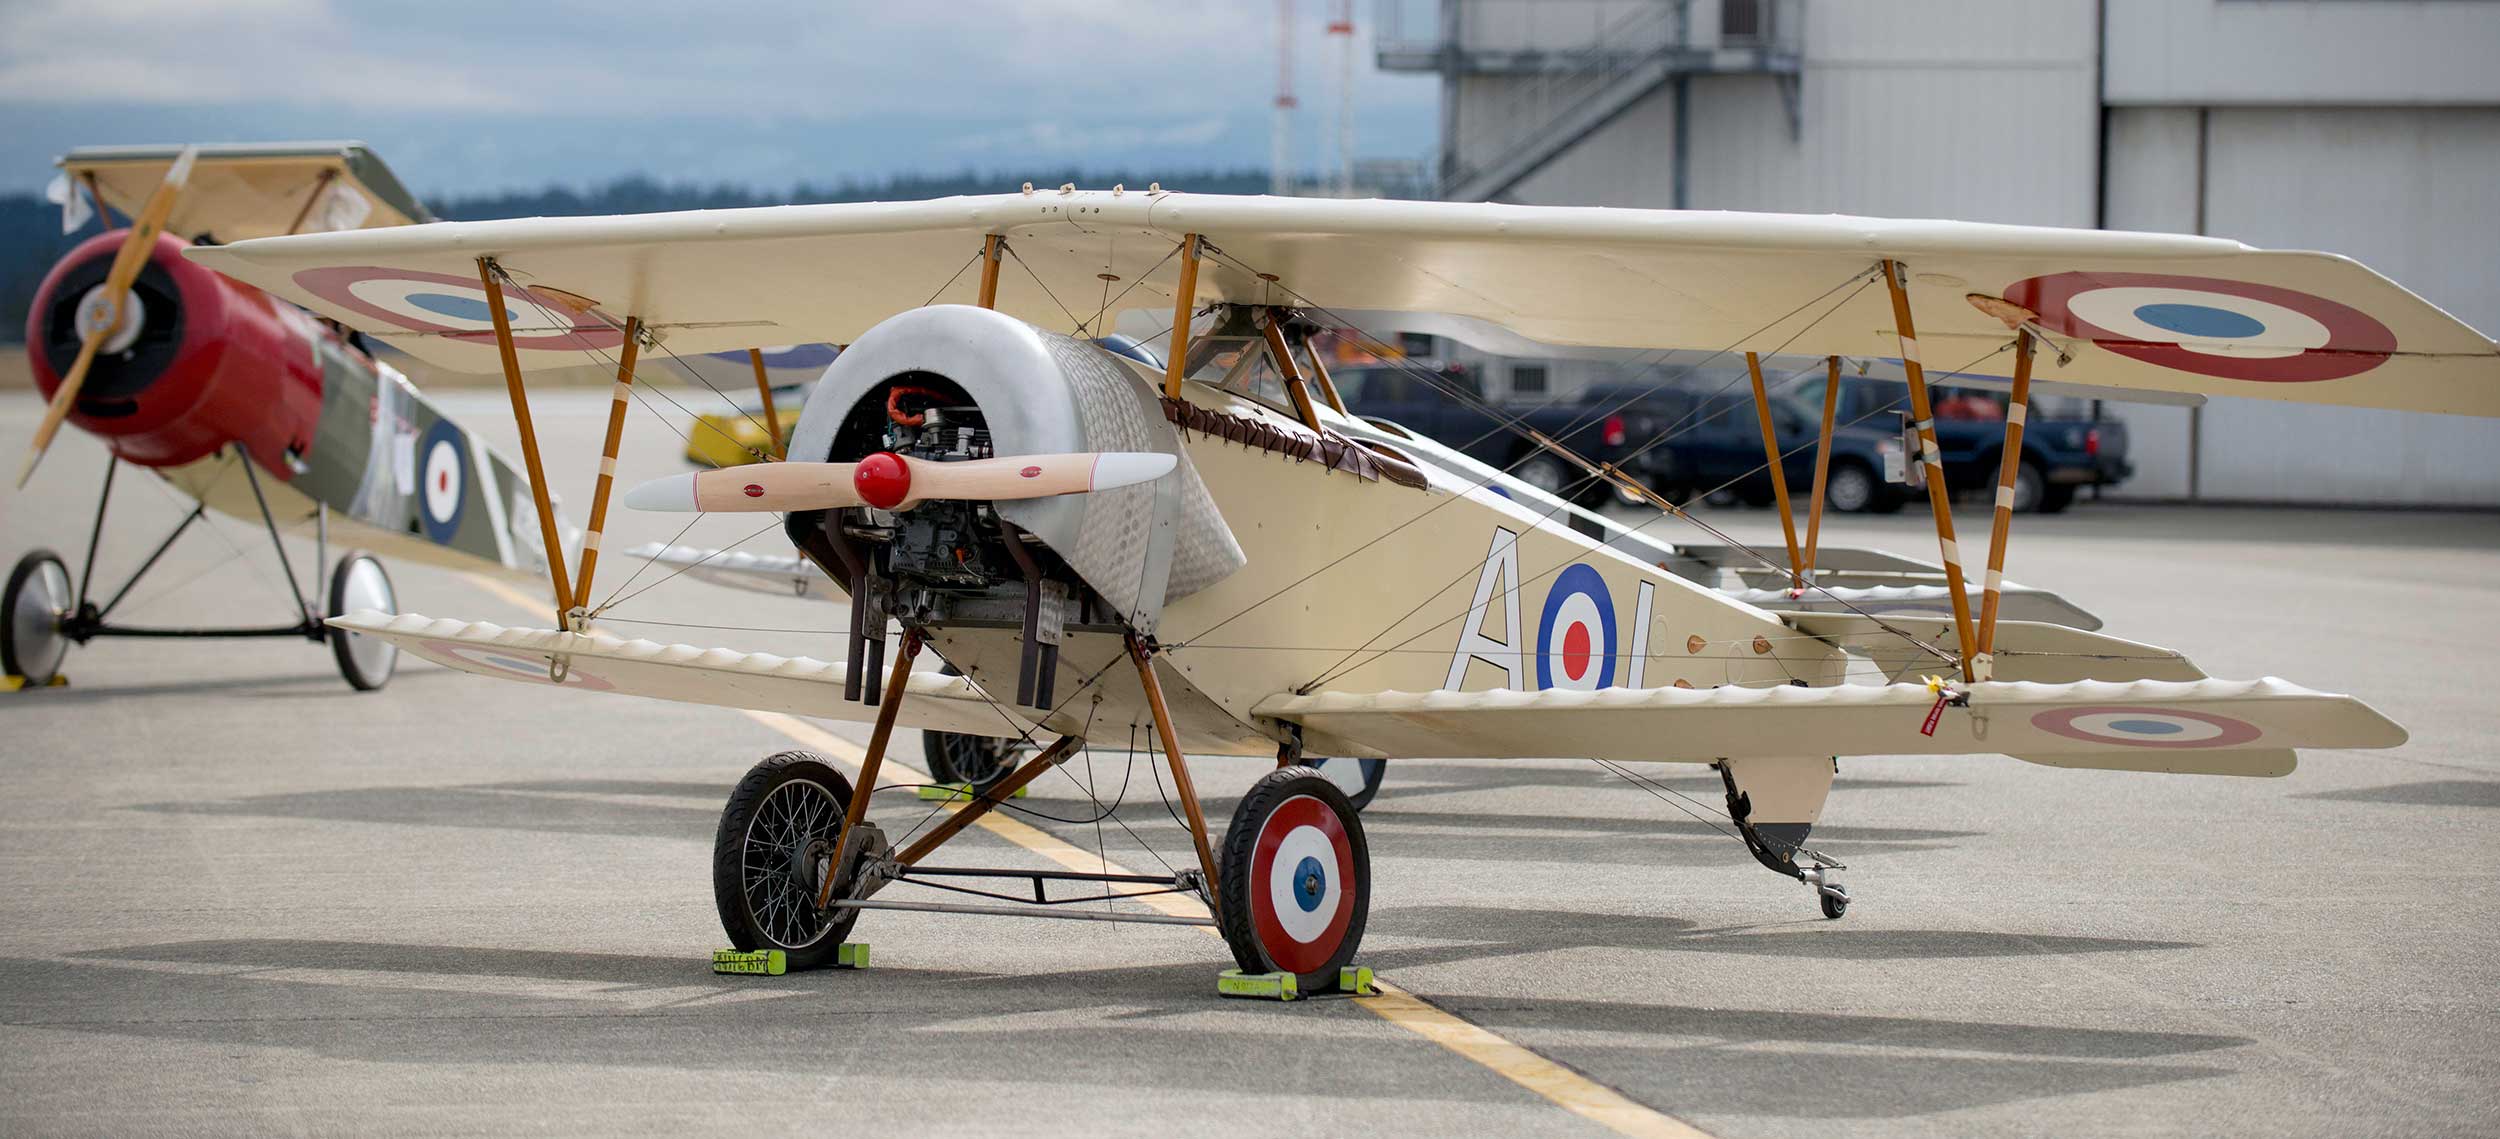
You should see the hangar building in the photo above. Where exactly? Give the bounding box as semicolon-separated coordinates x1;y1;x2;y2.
1377;0;2500;505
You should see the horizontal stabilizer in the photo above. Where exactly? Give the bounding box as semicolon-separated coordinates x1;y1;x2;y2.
1731;583;2102;631
1255;676;2404;776
1781;613;2202;685
329;611;1049;738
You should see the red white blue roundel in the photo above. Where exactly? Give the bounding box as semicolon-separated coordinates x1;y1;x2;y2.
291;266;625;350
416;640;616;691
2032;706;2262;749
1537;563;1616;690
417;420;467;543
2007;272;2393;383
1248;794;1357;975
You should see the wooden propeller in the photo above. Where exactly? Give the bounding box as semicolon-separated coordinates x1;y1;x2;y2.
16;146;196;489
622;451;1177;513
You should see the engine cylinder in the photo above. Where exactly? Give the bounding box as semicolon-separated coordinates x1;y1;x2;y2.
25;230;324;470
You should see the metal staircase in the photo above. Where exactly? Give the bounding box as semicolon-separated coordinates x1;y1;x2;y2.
1378;0;1803;203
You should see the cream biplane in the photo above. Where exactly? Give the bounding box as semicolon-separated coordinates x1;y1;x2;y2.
187;190;2495;992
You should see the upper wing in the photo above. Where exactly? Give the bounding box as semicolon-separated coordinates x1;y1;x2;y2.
187;193;2499;415
1257;676;2405;777
66;141;430;241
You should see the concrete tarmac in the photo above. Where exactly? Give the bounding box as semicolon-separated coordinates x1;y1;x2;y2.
2;389;2495;1137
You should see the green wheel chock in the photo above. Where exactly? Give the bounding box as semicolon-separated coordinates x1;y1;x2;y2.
837;942;871;969
712;948;786;976
1217;969;1300;1001
916;783;1028;802
2;674;68;692
1338;965;1378;996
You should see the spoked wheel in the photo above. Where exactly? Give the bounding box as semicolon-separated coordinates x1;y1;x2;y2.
3;549;75;687
1217;766;1370;992
324;551;398;692
713;751;862;970
922;730;1022;796
1308;757;1387;811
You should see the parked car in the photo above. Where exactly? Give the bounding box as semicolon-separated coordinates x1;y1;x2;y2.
1773;373;2133;512
1661;386;1907;513
1331;363;1681;509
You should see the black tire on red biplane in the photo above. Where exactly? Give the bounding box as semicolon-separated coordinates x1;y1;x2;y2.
4;549;75;688
1307;757;1387;811
713;752;862;971
324;551;399;692
1216;766;1370;992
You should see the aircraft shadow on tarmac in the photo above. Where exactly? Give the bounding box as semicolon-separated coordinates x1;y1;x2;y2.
2293;779;2500;809
136;773;1980;865
5;936;2239;1120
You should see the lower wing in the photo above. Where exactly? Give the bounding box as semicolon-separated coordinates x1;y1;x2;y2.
1257;677;2404;777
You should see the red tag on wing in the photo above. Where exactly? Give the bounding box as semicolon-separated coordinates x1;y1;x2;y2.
743;484;765;498
1019;466;1041;478
1920;692;1948;737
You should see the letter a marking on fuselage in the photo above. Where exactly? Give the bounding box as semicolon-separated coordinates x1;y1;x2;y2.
1447;527;1525;690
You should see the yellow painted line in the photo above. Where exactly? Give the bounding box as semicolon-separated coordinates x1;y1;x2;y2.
458;571;566;625
457;576;1714;1138
741;711;1713;1138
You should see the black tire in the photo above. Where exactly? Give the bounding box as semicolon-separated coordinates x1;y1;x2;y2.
1309;757;1387;811
1821;884;1850;920
713;751;862;970
2037;478;2077;514
1511;453;1570;498
1823;459;1878;514
921;730;1019;794
3;549;74;686
1217;766;1370;992
2010;460;2046;514
324;551;398;692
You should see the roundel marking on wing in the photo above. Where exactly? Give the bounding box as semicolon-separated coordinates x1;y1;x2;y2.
2030;706;2262;749
293;266;626;350
1536;562;1616;691
2006;272;2393;382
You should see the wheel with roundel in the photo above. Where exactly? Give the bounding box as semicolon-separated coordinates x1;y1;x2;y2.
1308;756;1386;811
1216;765;1370;992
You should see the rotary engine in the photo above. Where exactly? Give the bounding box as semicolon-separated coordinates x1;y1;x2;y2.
26;230;331;471
779;305;1245;709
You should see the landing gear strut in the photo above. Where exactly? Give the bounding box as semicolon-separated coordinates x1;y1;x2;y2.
1718;761;1850;919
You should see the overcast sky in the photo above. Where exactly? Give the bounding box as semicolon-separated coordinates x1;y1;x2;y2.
0;0;1438;197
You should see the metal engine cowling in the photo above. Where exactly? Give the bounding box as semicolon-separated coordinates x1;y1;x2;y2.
784;305;1243;632
25;230;323;471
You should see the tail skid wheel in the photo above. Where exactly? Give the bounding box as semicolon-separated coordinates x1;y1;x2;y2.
1309;757;1386;811
1217;766;1370;992
713;752;862;970
325;551;398;691
3;549;74;687
922;730;1023;795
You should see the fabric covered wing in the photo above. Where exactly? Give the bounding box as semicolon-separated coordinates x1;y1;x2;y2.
333;611;1052;738
186;194;2498;416
625;542;834;601
1256;677;2404;776
1780;613;2202;684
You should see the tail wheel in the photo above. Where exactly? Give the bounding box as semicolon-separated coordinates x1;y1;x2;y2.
324;551;398;692
4;550;74;686
1217;766;1370;991
713;751;861;970
922;730;1021;795
1309;757;1387;811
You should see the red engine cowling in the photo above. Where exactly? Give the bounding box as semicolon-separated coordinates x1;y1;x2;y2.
24;230;324;472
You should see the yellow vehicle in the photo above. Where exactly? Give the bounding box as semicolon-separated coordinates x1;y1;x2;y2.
683;385;805;468
677;345;836;466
